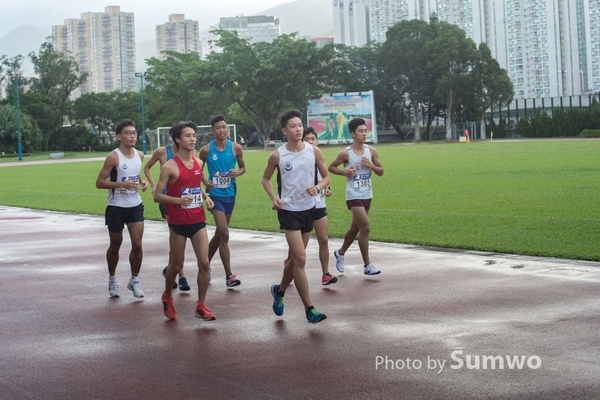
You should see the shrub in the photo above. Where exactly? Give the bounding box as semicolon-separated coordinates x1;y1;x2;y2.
581;129;600;138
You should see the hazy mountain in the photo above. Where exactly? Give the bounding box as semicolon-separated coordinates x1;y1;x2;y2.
0;25;48;75
2;0;333;74
259;0;333;37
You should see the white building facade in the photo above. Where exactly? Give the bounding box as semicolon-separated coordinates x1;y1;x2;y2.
332;0;599;99
52;6;136;97
156;14;200;59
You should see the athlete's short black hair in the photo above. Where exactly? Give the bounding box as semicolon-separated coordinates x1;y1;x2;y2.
303;126;317;139
115;119;135;135
210;114;227;127
279;109;303;128
170;121;198;148
348;118;367;133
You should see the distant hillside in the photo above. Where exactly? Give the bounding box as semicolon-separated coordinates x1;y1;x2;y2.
259;0;333;37
200;0;333;40
0;25;48;75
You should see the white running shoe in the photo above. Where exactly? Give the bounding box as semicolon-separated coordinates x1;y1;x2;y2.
334;249;345;273
127;278;145;298
109;281;120;298
364;263;381;275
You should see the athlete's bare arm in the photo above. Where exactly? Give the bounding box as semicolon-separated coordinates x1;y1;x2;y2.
230;143;246;178
136;151;148;191
95;152;138;191
364;146;384;176
143;147;167;193
328;149;352;178
153;160;189;206
198;145;214;190
308;147;330;196
261;151;282;210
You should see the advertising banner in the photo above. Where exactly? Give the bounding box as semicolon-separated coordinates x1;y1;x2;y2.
307;91;377;144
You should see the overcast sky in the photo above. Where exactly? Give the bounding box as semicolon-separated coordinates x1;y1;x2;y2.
0;0;294;41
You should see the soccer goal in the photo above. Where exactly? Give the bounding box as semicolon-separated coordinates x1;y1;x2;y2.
149;124;237;152
195;124;237;151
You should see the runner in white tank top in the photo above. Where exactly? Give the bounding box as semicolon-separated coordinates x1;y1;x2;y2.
328;117;384;276
95;119;148;299
107;147;143;207
261;109;330;324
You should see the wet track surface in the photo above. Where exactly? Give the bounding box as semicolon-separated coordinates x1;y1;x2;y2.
1;206;599;399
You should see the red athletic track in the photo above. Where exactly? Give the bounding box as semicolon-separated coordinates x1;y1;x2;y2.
1;206;599;400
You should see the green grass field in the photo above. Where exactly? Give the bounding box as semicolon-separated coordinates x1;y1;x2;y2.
1;139;599;260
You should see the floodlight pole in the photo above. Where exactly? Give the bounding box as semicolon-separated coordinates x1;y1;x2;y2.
11;75;23;161
135;72;148;154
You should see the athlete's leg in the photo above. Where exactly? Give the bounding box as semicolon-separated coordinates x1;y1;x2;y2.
190;227;210;304
107;230;123;275
209;210;233;276
339;214;360;256
165;230;187;297
314;215;330;275
350;207;371;265
282;230;312;307
126;221;144;276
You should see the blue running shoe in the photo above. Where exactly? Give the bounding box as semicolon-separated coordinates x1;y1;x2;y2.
271;284;284;316
179;277;190;291
306;308;327;324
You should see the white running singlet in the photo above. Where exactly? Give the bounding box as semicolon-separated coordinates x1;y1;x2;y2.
107;148;143;207
277;143;317;212
345;145;373;201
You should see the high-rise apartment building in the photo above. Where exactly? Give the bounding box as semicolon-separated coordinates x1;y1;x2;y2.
200;15;280;59
333;0;370;46
156;14;200;59
332;0;599;99
52;6;136;97
219;15;281;43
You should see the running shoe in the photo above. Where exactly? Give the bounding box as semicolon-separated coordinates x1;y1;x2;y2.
306;308;327;324
161;292;177;320
321;273;338;285
162;267;177;289
226;274;241;288
334;249;345;273
364;263;381;275
179;277;190;291
271;284;284;316
108;281;120;298
127;278;145;298
195;303;216;321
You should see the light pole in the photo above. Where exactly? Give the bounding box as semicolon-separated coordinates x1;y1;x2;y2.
11;75;23;161
135;72;148;154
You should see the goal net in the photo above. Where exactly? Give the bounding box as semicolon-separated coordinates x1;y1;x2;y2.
149;124;237;152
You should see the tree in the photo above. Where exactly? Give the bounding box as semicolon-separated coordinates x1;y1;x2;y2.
333;43;407;137
27;40;87;150
426;20;477;140
381;19;434;141
145;51;219;128
203;30;335;140
471;43;513;139
0;104;43;153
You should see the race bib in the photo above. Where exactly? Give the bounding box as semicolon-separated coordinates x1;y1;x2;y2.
120;175;139;194
212;171;231;189
181;186;202;209
352;174;372;190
